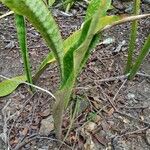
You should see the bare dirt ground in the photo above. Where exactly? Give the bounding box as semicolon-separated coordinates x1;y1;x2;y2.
0;1;150;150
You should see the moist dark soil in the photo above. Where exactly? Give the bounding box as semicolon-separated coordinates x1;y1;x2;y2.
0;1;150;150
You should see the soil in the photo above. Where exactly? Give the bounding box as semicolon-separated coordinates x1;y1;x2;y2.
0;1;150;150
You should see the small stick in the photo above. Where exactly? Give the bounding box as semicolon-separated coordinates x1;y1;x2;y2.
120;126;149;137
116;110;150;126
96;74;128;83
137;72;150;78
14;134;73;150
101;14;150;33
112;79;127;103
0;11;14;20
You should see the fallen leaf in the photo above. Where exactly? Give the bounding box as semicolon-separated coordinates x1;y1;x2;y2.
21;127;28;136
107;108;114;116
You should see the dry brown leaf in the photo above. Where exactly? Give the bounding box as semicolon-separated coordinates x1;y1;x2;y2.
21;127;28;136
12;137;19;144
107;108;114;116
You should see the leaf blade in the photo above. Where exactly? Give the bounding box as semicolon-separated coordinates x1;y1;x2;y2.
15;14;34;91
0;76;26;97
129;34;150;79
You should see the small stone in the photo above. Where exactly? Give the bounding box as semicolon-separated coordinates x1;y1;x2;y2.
146;129;150;145
125;3;133;13
102;38;115;45
5;41;15;49
84;122;96;132
39;115;54;136
143;0;150;4
114;40;126;53
127;93;135;100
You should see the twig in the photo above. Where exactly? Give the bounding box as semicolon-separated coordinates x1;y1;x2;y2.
121;126;149;137
116;110;150;126
0;11;14;20
95;74;128;83
99;86;117;111
113;126;149;140
61;100;80;146
101;14;150;33
118;105;149;109
112;79;127;103
137;72;150;78
14;134;73;150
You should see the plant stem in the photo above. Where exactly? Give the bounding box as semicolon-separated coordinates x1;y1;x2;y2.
125;0;141;73
128;34;150;79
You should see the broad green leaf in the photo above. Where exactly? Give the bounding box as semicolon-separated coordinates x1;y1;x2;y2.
128;34;150;79
0;76;26;97
34;0;111;80
0;15;123;93
1;0;64;79
15;14;34;91
34;15;122;80
53;2;110;138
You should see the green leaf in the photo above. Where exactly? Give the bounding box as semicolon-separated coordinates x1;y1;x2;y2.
34;15;122;80
48;0;55;6
85;0;111;20
62;19;92;85
53;1;111;138
15;14;34;91
128;34;150;79
0;76;26;97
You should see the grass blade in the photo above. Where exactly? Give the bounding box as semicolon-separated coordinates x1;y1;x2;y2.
128;34;150;79
125;0;141;73
15;14;34;91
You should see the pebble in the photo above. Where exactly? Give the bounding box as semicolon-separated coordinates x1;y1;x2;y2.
84;122;96;132
127;93;135;100
143;0;150;4
39;115;54;136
